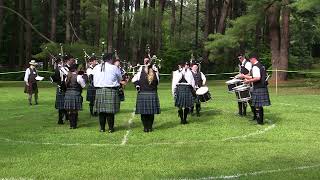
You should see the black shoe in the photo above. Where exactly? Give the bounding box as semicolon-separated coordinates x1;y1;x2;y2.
148;128;153;132
144;128;149;133
108;129;115;133
70;127;76;129
58;122;64;125
35;102;38;105
100;129;106;132
29;103;32;105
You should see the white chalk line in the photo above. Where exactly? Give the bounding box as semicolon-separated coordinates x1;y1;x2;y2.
190;164;320;180
121;110;135;146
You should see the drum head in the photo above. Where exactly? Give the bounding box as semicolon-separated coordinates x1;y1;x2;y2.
196;86;209;95
226;79;242;84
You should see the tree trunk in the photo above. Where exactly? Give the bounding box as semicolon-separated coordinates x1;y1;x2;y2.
117;0;123;52
170;0;176;42
95;0;102;47
72;0;81;41
124;0;130;60
132;0;141;64
107;0;115;53
18;0;25;68
65;0;72;43
267;3;281;81
50;0;57;41
279;0;290;81
155;0;165;53
0;0;4;50
195;0;200;48
25;0;32;65
9;0;19;68
217;0;231;34
203;0;214;63
42;0;49;70
179;0;183;40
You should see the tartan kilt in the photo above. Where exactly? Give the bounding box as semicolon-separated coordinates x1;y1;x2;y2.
175;85;195;108
55;88;65;110
252;87;271;107
135;91;160;115
64;89;83;110
24;82;38;94
86;85;96;103
95;87;120;114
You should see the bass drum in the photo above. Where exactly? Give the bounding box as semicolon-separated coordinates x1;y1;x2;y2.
196;86;212;102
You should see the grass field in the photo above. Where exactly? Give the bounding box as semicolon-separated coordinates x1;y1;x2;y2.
1;80;320;179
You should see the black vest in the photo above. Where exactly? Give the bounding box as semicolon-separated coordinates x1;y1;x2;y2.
178;71;188;83
139;69;158;91
192;71;203;87
28;68;37;83
67;74;82;92
251;62;267;89
240;60;250;75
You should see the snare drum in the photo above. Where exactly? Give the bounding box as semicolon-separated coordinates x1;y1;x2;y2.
226;79;243;92
196;86;212;102
233;85;251;102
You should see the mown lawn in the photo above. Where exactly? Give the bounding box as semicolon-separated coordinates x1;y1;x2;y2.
0;80;320;179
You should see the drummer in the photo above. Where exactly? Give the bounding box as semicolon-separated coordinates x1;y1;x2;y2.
190;61;206;116
235;53;255;118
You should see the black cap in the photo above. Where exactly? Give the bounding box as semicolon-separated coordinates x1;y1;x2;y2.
249;52;259;59
102;53;114;62
55;57;62;63
69;64;78;72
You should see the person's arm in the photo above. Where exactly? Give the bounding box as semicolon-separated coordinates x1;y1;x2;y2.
77;75;86;88
24;68;30;85
244;66;261;83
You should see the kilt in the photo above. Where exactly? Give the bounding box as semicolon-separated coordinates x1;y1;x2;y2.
64;89;83;110
86;85;96;103
55;88;65;110
252;87;271;107
95;87;120;114
24;82;38;94
135;91;160;115
175;84;194;108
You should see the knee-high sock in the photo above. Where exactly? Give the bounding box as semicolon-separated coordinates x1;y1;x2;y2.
89;105;94;115
69;112;75;128
196;103;201;115
238;102;243;115
106;113;115;130
99;112;106;130
242;102;247;116
150;115;154;129
146;114;154;130
141;114;147;129
74;111;78;128
58;110;64;124
178;109;183;123
183;108;189;123
28;94;32;104
256;107;264;124
251;106;256;120
34;93;38;104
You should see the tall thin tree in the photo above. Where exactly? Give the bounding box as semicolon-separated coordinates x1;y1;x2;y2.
50;0;57;41
24;0;32;65
65;0;72;43
107;0;115;53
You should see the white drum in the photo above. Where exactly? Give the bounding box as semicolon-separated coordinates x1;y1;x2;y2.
226;79;243;92
196;86;212;102
233;85;251;102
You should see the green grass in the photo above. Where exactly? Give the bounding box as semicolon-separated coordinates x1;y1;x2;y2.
1;80;320;179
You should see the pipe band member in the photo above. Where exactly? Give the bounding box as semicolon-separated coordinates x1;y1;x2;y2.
64;64;86;129
52;57;69;124
86;57;98;116
172;61;196;124
132;57;160;132
190;61;206;117
93;53;122;133
235;53;256;118
240;53;271;125
24;60;39;105
113;57;129;102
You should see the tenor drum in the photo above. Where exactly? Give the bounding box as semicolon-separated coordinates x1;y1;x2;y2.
196;86;212;102
233;85;251;102
225;79;243;92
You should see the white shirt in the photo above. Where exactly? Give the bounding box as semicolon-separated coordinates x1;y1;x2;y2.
93;62;122;88
252;63;261;78
75;73;86;88
172;68;195;95
242;59;252;72
24;68;37;82
86;65;94;76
